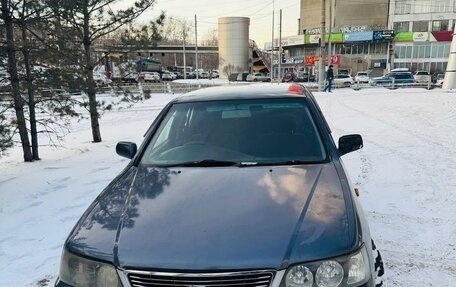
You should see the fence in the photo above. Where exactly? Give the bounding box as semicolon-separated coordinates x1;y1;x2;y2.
0;80;441;105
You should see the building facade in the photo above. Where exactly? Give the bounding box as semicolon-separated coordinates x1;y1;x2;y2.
389;0;454;73
274;0;455;76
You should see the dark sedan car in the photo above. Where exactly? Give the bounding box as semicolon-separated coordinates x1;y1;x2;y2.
369;71;415;86
56;83;385;287
295;71;316;82
281;72;295;82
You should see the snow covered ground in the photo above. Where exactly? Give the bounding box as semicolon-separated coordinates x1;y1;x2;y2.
1;85;456;286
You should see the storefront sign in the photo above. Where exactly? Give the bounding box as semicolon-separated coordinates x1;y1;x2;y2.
304;55;339;66
305;33;343;44
281;35;305;46
329;55;340;65
326;33;343;43
394;32;413;42
373;30;394;41
431;31;452;41
344;31;373;42
340;26;369;33
305;56;316;66
308;34;321;44
413;32;429;42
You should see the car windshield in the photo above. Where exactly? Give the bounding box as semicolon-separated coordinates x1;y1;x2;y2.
140;98;328;167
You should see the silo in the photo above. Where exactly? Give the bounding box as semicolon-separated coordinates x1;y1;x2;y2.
218;17;250;79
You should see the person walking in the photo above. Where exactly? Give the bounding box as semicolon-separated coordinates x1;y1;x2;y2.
324;65;334;92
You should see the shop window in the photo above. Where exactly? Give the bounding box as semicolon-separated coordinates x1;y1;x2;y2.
432;20;449;31
443;44;450;57
394;21;409;32
431;44;438;58
396;46;413;59
437;45;445;58
412;21;429;32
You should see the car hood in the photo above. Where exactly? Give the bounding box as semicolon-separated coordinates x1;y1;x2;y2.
67;163;357;270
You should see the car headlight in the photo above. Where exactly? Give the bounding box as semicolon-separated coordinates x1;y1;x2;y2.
315;261;344;286
283;245;370;287
59;249;122;287
285;265;313;287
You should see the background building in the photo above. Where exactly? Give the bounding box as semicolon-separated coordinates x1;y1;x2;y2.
280;0;456;77
389;0;455;74
272;0;392;77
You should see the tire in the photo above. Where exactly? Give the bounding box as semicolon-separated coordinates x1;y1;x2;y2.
372;239;386;287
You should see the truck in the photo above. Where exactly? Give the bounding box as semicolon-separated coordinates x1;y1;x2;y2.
137;57;162;73
96;61;140;83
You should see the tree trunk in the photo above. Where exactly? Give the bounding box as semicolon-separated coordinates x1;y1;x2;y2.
83;7;101;143
22;23;40;160
1;0;33;161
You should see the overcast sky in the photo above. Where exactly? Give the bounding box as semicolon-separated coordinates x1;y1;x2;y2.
124;0;300;48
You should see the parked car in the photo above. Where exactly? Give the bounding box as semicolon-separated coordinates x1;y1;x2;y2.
281;72;295;82
413;70;431;83
333;74;354;87
121;72;138;83
55;83;385;287
369;71;415;86
173;71;183;79
236;71;250;82
211;70;219;78
295;71;315;82
246;72;271;82
435;73;444;87
337;68;352;76
354;71;370;83
93;72;112;86
199;71;210;78
139;71;160;82
161;71;175;81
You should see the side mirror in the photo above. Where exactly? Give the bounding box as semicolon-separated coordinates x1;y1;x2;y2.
116;141;137;159
338;134;363;156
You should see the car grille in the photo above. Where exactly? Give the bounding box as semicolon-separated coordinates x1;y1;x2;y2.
126;270;275;287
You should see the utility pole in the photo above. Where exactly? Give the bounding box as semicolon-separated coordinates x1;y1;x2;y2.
278;9;282;80
328;0;332;57
183;22;187;79
270;0;275;81
318;0;327;91
195;14;199;80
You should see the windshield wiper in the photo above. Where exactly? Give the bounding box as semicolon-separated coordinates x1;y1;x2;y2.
251;160;319;166
160;159;240;167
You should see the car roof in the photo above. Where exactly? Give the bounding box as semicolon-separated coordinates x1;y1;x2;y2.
174;83;310;103
390;70;412;74
391;68;409;72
